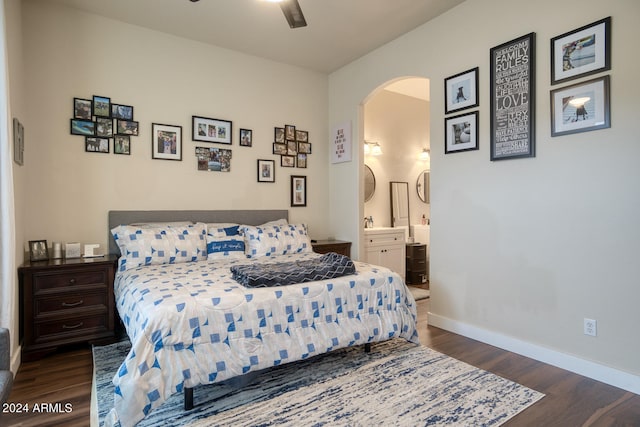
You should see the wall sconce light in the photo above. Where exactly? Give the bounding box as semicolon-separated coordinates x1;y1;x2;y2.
419;148;430;161
364;141;383;156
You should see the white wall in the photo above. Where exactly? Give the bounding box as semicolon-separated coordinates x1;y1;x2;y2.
363;89;430;229
18;0;330;254
329;0;640;392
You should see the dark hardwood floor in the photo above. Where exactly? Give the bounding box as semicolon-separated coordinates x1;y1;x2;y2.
3;296;640;426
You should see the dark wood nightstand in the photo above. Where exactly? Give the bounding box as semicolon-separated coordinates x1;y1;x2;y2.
18;255;119;361
311;240;352;257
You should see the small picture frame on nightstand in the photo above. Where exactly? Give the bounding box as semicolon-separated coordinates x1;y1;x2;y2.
29;240;49;262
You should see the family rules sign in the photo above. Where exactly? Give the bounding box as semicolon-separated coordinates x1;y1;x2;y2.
490;33;536;160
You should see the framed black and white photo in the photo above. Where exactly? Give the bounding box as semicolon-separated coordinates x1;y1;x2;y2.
29;240;49;262
74;98;93;120
257;159;275;182
152;123;182;161
96;117;113;137
92;95;111;117
192;116;232;144
445;111;479;154
550;75;610;137
444;67;479;114
490;32;536;161
551;17;611;85
240;128;252;147
287;140;297;155
71;119;95;136
274;127;285;143
114;135;131;155
116;119;139;136
111;104;134;120
85;137;110;153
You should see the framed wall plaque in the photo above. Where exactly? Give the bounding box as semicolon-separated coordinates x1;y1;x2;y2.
490;32;536;161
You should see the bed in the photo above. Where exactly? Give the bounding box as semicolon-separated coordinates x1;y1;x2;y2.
104;210;419;427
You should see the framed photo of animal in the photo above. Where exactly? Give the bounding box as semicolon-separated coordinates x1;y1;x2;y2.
444;67;479;114
550;17;611;85
550;75;610;137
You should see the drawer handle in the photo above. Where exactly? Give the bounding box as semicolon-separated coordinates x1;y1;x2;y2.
68;278;76;285
62;322;84;330
61;300;84;308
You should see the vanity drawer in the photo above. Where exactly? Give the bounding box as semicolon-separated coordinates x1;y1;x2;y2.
33;269;109;293
365;231;405;245
35;291;108;317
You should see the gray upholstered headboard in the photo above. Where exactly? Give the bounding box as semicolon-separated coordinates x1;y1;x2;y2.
108;209;289;255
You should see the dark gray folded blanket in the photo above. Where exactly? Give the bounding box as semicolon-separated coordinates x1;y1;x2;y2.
231;252;356;288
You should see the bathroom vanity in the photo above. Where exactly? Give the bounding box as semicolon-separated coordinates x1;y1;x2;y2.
364;227;406;280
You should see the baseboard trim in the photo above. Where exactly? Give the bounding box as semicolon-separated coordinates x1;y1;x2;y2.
428;312;640;395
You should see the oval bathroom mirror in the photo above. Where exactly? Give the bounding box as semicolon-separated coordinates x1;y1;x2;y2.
364;164;376;202
417;170;430;203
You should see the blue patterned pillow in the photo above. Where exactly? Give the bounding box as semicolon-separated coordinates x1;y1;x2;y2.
242;223;311;258
111;223;207;271
205;223;245;260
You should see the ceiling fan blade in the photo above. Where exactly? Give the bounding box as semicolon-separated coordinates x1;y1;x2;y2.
280;0;307;29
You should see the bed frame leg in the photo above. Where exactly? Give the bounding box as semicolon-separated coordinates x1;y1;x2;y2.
364;343;371;353
184;387;194;410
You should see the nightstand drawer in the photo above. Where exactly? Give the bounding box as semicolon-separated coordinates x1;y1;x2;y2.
34;313;109;342
34;269;108;292
35;292;108;317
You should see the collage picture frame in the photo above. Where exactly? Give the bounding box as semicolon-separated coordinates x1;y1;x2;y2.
192;116;232;144
290;175;307;207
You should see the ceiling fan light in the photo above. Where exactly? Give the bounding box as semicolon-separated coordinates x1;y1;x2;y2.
280;0;307;28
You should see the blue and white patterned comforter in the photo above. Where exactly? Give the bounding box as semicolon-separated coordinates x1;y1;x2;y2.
104;252;419;427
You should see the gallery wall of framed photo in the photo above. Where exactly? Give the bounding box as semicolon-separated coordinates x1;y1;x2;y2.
71;95;137;155
71;96;312;205
442;16;612;162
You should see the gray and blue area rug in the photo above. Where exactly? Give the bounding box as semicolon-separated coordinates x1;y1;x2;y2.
93;339;543;426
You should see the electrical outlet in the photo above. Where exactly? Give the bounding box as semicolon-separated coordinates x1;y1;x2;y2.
584;318;597;337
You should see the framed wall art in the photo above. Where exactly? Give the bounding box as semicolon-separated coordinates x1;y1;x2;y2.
291;175;307;207
298;141;312;154
444;67;479;114
445;111;479;154
116;119;139;136
297;153;307;168
285;124;296;141
73;98;92;120
13;118;24;165
111;104;134;120
114;135;131;155
273;143;287;155
281;155;296;167
192;116;232;144
490;32;536;161
71;119;95;136
274;127;285;143
152;123;182;161
240;128;252;147
550;75;610;137
96;117;113;137
86;137;110;153
195;146;232;171
257;159;275;182
92;95;111;117
551;17;611;85
295;129;308;142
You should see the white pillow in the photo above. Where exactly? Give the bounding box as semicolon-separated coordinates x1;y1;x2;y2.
111;223;207;271
242;223;311;258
